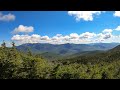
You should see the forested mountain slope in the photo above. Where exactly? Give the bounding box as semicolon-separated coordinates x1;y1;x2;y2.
1;44;120;79
16;43;120;55
16;43;120;60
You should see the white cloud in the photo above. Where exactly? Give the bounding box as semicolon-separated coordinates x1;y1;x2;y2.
102;29;113;33
63;35;70;41
103;33;112;39
97;32;112;41
114;26;120;31
12;25;34;34
41;36;50;40
70;33;79;39
68;11;103;21
11;32;97;45
11;34;30;41
11;25;120;45
0;12;15;21
96;29;113;41
56;34;63;37
11;32;113;45
114;11;120;17
79;32;96;39
11;34;40;43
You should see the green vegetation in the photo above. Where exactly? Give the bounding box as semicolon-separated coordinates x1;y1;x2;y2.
16;43;120;57
1;42;120;79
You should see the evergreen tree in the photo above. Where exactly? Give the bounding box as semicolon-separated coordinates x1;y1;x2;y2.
1;40;6;49
12;41;16;48
27;48;32;56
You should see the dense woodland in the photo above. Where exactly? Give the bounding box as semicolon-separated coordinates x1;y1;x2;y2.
1;41;120;79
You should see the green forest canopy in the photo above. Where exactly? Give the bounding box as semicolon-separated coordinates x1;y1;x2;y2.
1;42;120;79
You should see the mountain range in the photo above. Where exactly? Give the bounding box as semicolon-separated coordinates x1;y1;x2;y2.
16;43;120;60
59;44;120;65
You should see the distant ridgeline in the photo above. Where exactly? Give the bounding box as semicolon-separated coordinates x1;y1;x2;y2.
16;43;120;58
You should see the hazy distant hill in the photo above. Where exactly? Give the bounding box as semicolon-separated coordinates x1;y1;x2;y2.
58;43;120;64
17;43;119;53
16;43;119;60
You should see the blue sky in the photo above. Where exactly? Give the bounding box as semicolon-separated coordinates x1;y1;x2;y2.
1;11;120;46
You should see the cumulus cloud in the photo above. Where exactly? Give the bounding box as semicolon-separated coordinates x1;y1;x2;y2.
114;26;120;31
12;25;34;34
95;29;113;41
0;12;15;21
12;34;30;41
41;36;50;40
56;34;63;37
97;31;112;41
63;35;70;41
101;26;120;41
102;29;113;33
11;31;114;45
103;33;112;39
70;33;79;39
52;34;62;41
79;32;96;39
10;32;96;45
11;25;120;45
114;11;120;17
11;34;41;43
68;11;103;21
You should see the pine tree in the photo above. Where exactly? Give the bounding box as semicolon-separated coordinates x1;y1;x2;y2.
12;41;15;48
27;48;32;56
1;40;6;49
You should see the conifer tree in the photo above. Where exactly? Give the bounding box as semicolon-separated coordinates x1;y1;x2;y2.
27;48;32;56
1;40;6;49
12;41;15;48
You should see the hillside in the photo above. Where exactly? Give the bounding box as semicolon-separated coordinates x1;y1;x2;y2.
51;44;120;79
1;44;120;79
57;44;120;65
16;43;120;56
36;52;62;61
65;50;105;59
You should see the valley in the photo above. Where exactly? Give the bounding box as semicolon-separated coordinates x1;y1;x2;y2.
16;43;120;60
